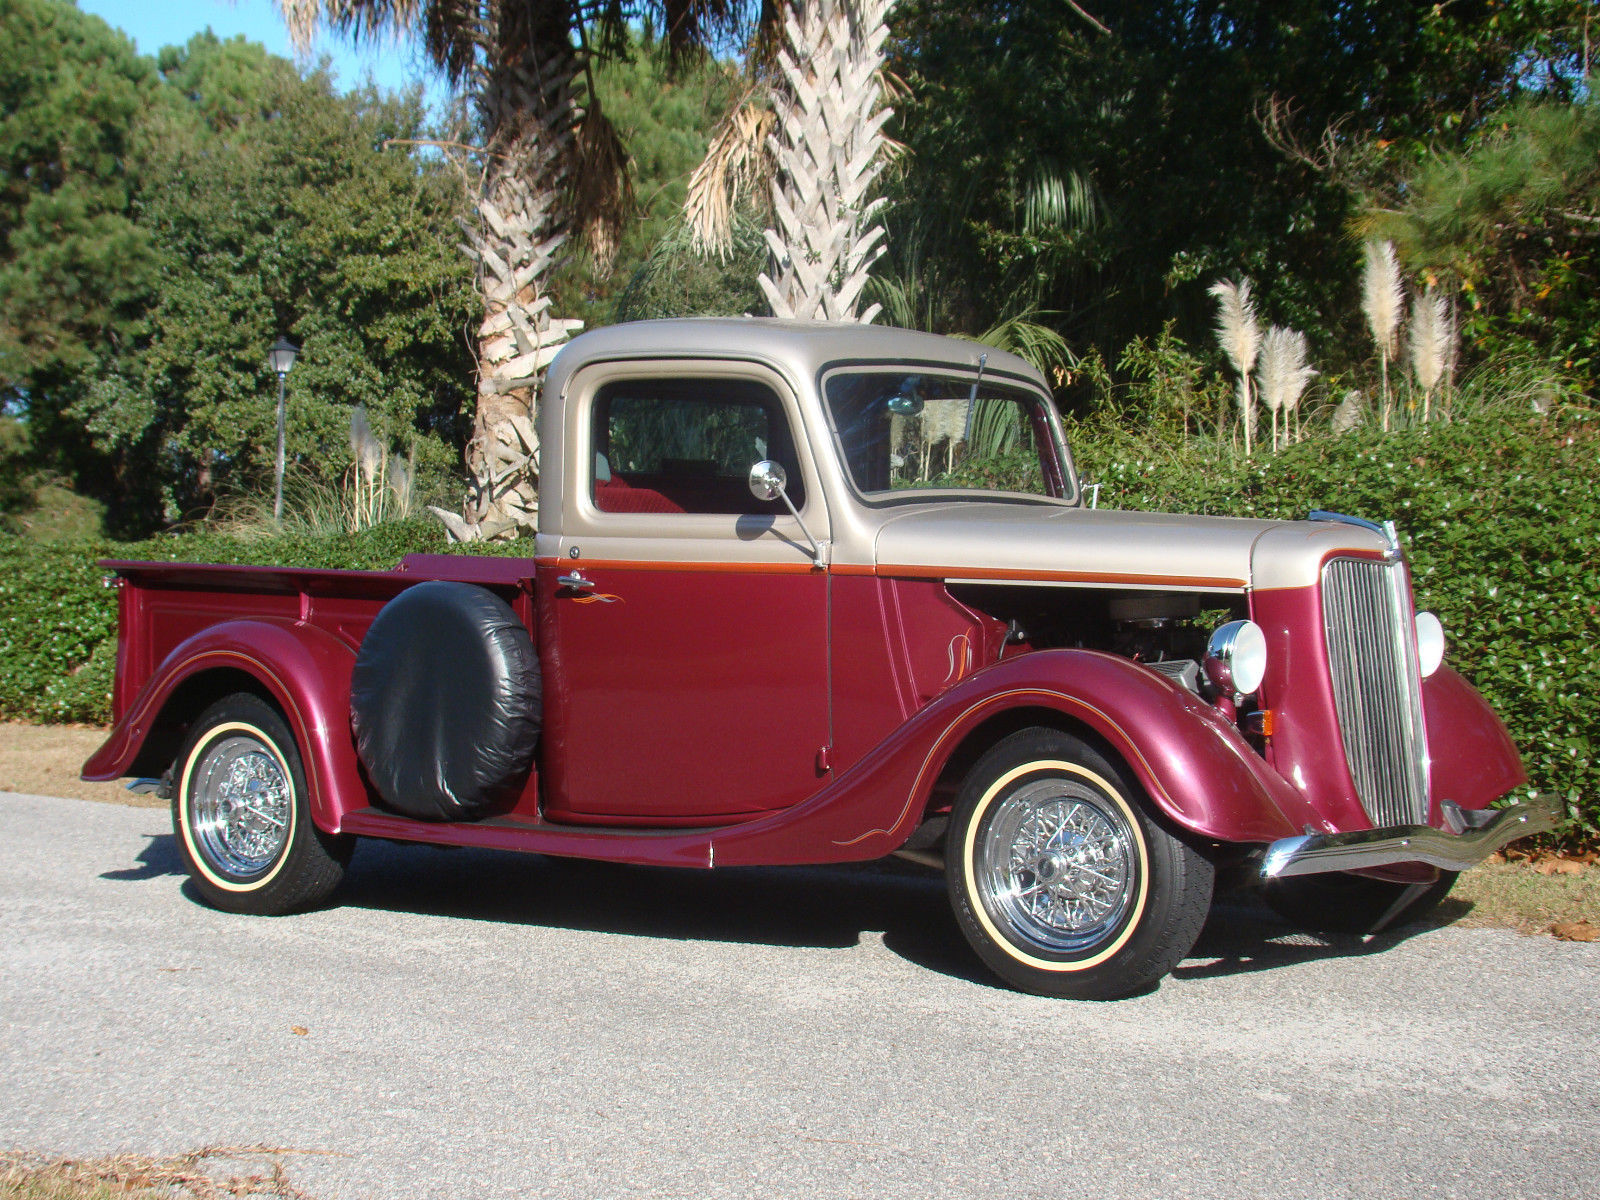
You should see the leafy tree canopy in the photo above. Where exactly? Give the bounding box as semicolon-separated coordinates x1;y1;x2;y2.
884;0;1593;381
1366;77;1600;386
1;1;477;535
0;0;164;452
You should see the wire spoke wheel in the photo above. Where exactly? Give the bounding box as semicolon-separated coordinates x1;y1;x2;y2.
173;694;350;915
947;727;1213;1000
189;734;293;879
977;781;1138;956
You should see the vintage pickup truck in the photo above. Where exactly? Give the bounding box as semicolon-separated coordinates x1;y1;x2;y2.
85;319;1558;999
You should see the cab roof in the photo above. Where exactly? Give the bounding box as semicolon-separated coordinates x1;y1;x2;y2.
543;318;1048;400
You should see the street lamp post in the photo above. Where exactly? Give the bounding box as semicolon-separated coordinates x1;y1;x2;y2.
267;337;298;522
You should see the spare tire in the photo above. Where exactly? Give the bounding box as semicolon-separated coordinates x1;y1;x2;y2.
350;581;540;821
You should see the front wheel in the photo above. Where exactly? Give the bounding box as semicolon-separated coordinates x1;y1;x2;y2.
173;693;351;915
946;727;1214;1000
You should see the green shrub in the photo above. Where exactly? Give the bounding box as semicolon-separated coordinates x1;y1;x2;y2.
0;517;529;725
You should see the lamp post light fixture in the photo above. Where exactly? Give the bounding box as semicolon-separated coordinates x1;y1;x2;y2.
267;337;298;522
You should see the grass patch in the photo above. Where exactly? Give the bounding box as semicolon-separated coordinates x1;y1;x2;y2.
0;1148;319;1200
1451;859;1600;934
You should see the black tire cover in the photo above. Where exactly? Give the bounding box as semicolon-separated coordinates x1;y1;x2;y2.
350;581;540;821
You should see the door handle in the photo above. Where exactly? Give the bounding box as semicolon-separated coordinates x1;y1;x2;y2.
557;572;594;591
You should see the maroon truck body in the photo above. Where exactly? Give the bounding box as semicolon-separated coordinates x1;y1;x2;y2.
84;320;1553;998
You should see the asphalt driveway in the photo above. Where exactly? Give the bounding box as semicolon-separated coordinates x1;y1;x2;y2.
3;791;1596;1199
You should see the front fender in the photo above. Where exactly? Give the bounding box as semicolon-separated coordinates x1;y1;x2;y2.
913;650;1319;843
82;618;367;832
1423;664;1527;811
709;649;1317;866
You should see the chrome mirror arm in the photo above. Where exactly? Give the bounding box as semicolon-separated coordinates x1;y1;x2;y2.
748;460;827;567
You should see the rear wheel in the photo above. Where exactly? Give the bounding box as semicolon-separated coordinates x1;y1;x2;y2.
1264;870;1459;935
173;693;350;915
946;727;1213;1000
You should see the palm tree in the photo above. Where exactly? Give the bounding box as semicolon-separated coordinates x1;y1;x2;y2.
687;0;896;323
278;1;742;539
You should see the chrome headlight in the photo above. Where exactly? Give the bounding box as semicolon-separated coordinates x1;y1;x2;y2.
1204;619;1268;697
1415;611;1445;677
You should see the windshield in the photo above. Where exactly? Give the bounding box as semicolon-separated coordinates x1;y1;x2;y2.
824;370;1070;500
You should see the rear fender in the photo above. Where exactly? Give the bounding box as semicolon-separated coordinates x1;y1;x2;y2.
82;618;366;832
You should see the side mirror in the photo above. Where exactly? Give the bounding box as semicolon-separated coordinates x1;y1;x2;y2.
748;460;789;502
746;460;824;567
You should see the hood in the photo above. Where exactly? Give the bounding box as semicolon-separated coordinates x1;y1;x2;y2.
870;502;1392;592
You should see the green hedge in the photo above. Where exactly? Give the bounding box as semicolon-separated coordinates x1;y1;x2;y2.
4;413;1595;845
0;516;524;724
1073;405;1599;845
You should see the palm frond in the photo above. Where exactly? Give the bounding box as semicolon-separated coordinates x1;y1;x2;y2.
1022;165;1100;237
570;99;635;271
966;312;1076;379
278;2;427;57
685;98;775;261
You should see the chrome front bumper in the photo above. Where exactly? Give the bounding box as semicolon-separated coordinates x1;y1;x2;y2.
1261;794;1563;880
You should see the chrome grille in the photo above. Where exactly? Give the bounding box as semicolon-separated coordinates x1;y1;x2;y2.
1321;557;1430;828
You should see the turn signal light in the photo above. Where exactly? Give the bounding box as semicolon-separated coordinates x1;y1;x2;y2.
1242;709;1275;737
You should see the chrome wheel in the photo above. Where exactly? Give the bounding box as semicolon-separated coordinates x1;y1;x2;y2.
948;727;1213;999
975;778;1137;955
173;695;350;915
188;732;292;880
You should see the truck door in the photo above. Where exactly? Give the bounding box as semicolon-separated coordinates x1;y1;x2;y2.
537;364;832;826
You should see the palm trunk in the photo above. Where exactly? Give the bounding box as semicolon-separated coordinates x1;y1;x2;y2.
434;22;584;542
759;0;893;323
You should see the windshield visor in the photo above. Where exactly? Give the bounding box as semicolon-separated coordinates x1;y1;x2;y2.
824;370;1071;500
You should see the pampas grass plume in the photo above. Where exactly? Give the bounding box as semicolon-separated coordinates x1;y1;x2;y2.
1363;239;1405;430
1209;277;1263;454
1208;277;1262;378
1257;325;1317;449
1410;289;1450;393
1410;288;1453;420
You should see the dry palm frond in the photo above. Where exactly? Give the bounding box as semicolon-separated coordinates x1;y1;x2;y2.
1362;238;1404;430
1208;277;1262;455
686;98;775;260
278;1;424;54
570;99;635;271
1409;288;1453;421
1257;325;1317;450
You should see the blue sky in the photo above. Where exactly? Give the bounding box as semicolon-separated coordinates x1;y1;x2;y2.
77;1;447;107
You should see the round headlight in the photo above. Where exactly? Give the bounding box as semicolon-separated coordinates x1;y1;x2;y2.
1204;619;1269;697
1415;610;1445;677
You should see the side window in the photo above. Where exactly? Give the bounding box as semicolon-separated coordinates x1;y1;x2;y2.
590;378;806;515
